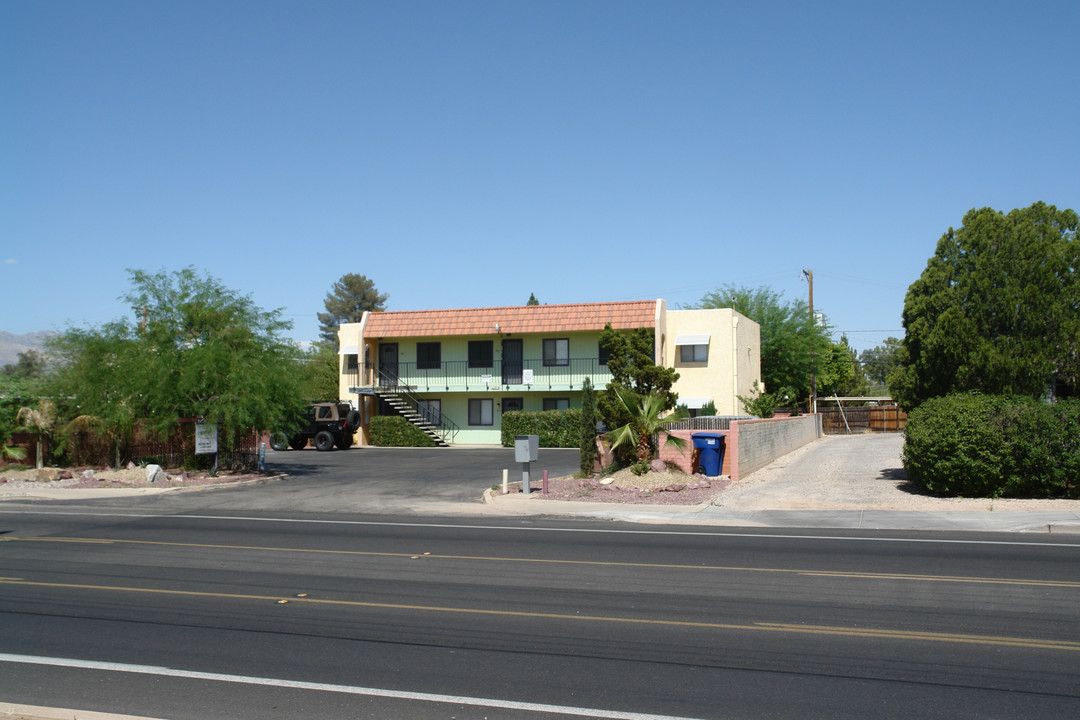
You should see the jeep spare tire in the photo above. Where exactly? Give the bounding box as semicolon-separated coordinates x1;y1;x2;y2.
345;410;361;431
314;430;336;451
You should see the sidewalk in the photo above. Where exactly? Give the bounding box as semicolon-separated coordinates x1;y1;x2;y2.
482;490;1080;533
481;434;1080;534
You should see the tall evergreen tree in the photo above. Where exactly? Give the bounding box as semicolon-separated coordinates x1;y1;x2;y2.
317;274;388;343
891;202;1079;409
579;377;596;475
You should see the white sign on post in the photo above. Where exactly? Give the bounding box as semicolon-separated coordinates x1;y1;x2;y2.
195;422;218;455
522;369;533;384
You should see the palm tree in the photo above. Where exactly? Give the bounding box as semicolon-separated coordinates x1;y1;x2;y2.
607;388;687;464
16;400;56;469
0;420;27;464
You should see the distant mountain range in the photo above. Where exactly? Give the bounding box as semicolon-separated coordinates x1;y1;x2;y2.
0;331;54;367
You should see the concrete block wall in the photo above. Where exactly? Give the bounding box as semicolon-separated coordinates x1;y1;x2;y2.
731;414;822;479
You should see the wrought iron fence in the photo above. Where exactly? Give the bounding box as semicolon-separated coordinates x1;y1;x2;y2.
348;358;611;392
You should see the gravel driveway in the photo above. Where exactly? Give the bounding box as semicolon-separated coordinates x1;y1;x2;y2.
712;433;1080;512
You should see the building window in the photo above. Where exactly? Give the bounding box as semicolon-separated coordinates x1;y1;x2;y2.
417;342;441;370
502;397;523;413
680;344;708;363
417;399;441;425
468;398;494;426
598;341;611;366
343;354;358;372
468;340;493;368
543;398;570;411
543;338;569;366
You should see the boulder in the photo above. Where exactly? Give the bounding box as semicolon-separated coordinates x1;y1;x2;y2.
146;464;168;483
35;468;61;482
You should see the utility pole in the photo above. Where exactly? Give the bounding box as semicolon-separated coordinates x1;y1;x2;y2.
802;269;816;413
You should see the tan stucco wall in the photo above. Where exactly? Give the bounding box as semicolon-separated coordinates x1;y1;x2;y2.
665;308;761;415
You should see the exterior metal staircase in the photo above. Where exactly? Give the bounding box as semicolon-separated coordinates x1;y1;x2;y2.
369;385;457;447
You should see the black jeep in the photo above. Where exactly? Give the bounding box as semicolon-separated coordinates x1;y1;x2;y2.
269;402;361;452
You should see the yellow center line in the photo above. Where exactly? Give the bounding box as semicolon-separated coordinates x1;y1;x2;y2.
1;577;1077;652
8;536;1080;589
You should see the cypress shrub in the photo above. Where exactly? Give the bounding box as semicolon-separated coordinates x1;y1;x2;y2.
580;378;596;475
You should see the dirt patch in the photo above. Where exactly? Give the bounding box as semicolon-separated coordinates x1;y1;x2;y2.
0;464;269;491
502;465;731;505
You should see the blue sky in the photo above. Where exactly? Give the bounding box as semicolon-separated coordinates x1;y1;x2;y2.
4;1;1077;355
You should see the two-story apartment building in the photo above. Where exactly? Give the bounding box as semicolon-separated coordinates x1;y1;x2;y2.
337;299;760;446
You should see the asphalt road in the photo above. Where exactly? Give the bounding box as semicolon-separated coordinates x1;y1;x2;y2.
2;507;1079;718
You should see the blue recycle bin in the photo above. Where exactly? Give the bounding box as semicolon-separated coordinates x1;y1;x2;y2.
691;432;726;477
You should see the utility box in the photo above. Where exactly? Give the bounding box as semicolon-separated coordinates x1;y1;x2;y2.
514;435;539;463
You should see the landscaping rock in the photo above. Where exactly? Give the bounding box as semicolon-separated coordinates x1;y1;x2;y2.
146;464;168;483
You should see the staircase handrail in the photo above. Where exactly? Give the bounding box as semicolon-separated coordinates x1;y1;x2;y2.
380;379;459;444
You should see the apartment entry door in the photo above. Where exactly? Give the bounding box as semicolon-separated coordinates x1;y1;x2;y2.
501;339;523;385
379;343;398;387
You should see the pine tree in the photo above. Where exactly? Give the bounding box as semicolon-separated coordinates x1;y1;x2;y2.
317;274;388;343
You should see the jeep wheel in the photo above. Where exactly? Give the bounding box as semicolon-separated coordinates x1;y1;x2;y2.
314;430;336;451
269;432;289;451
288;436;307;450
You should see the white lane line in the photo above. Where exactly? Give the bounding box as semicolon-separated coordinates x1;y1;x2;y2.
2;510;1080;547
0;653;708;720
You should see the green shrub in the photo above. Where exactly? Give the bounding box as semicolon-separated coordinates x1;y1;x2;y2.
580;378;597;475
501;409;582;448
903;393;1080;498
370;416;437;447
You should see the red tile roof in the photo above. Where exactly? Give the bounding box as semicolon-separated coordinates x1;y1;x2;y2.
363;301;658;338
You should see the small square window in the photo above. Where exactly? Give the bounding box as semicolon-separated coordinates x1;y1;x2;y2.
417;342;441;370
543;338;569;366
468;398;494;426
469;341;493;368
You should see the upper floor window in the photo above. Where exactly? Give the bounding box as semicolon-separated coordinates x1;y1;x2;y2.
543;338;569;366
680;344;708;363
598;341;611;366
468;340;493;368
417;342;441;370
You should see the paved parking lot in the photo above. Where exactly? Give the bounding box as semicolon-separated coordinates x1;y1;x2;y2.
256;445;581;514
